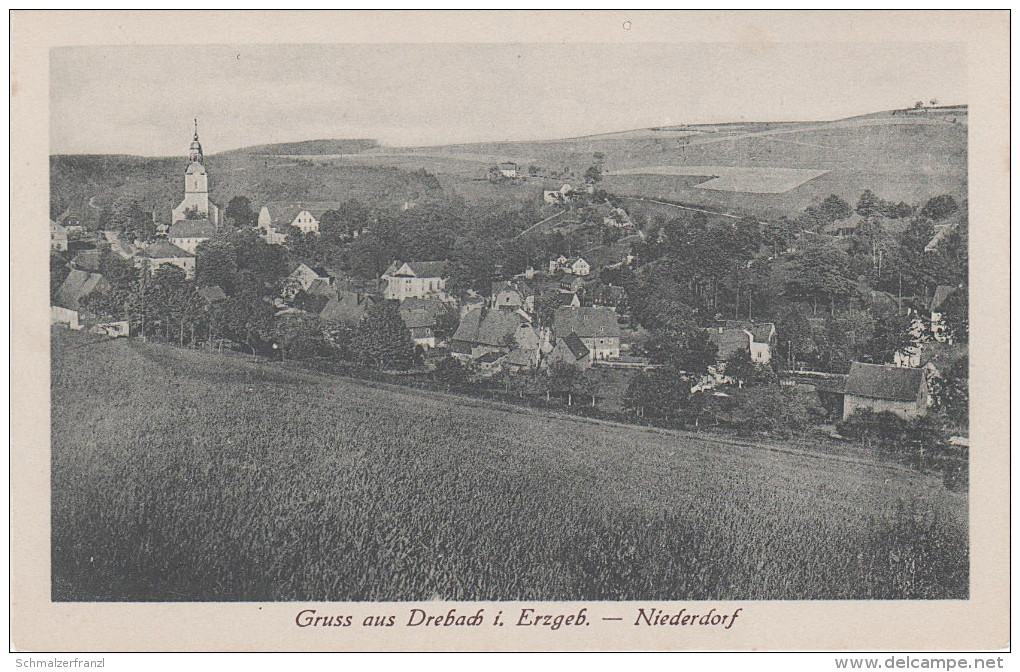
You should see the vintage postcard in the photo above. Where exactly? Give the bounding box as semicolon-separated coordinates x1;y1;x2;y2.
10;10;1010;652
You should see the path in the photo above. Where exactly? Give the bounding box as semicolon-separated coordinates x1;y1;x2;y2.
513;208;567;239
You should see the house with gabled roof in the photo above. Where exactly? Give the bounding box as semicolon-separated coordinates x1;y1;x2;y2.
842;362;933;422
450;305;538;361
546;332;591;368
169;218;217;254
705;320;776;364
51;269;111;330
258;201;346;239
136;240;196;279
381;260;449;301
282;262;333;300
320;290;376;326
551;306;620;361
491;279;535;313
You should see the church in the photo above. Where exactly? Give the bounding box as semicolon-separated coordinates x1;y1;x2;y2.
168;120;220;254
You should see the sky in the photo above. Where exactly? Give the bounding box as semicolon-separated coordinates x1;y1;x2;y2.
50;42;967;156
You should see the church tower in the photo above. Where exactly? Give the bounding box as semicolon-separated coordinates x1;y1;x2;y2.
172;119;219;226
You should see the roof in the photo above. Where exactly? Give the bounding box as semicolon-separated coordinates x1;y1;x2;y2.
491;279;534;298
50;220;67;235
382;260;449;278
55;269;107;311
169;219;216;239
499;162;518;169
477;351;504;365
556;292;580;306
845;362;925;402
930;285;958;311
552;307;620;340
501;348;538;367
262;201;346;225
560;333;590;360
305;278;335;296
401;309;437;330
399;296;446;317
822;213;866;235
197;285;228;303
705;328;751;360
320;291;375;325
140;240;193;259
715;320;775;344
452;306;530;347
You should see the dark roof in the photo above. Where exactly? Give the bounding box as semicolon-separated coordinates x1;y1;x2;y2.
399;296;446;317
491;279;534;299
382;260;449;278
555;292;580;306
262;201;346;226
452;306;529;347
715;320;775;344
561;332;590;360
197;285;227;303
55;269;108;310
705;328;751;360
169;219;216;239
320;291;375;325
71;249;102;272
845;362;925;402
401;309;437;330
477;351;504;364
305;278;335;297
552;307;620;340
502;348;538;367
139;240;193;259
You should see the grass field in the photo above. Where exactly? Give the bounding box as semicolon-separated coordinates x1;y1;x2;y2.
51;328;968;601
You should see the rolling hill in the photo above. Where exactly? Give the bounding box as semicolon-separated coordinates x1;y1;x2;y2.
51;106;967;225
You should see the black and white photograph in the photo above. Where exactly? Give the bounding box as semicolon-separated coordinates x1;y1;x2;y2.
12;10;1009;654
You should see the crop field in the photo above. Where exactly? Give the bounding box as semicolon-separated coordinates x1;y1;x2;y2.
52;328;968;601
607;166;830;194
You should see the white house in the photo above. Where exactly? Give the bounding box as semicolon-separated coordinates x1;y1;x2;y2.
380;260;449;301
549;255;590;276
50;220;68;252
498;162;519;179
257;201;346;243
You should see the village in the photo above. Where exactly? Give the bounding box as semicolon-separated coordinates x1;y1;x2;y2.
49;123;970;469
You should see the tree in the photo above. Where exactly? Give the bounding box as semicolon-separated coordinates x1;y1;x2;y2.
937;355;969;427
548;361;581;406
819;311;876;373
725;387;813;438
214;287;275;357
573;369;601;408
776;306;817;370
785;242;856;315
225;196;257;228
433;356;468;390
353;300;417;370
273;314;329;361
919;195;959;222
819;194;852;223
584;163;603;185
856;189;880;217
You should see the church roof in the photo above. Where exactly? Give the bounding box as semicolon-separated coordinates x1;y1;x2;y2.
185;161;206;175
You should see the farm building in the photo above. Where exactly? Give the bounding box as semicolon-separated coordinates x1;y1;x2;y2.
546;332;591;368
380;260;449;301
551;306;620;361
842;362;933;422
451;306;539;361
498;162;519;179
548;255;590;276
705;321;776;364
51;269;111;330
491;279;535;313
398;297;450;351
320;290;376;326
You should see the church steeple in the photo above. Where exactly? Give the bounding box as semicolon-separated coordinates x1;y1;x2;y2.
189;119;203;163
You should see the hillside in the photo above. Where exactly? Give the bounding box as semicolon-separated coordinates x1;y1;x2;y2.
51;328;967;601
50;107;967;224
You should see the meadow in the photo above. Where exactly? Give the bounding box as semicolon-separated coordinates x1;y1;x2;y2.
51;328;968;601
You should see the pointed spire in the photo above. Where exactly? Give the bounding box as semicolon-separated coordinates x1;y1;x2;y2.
193;118;199;141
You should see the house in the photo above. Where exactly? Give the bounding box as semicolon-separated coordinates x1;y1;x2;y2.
257;201;346;242
602;207;633;228
498;162;519;179
543;189;563;205
51;269;111;330
548;256;590;276
319;290;376;326
168;218;217;254
842;362;933;422
398;297;450;351
546;332;591;368
822;214;866;237
499;347;541;372
50;220;68;252
491;279;535;313
282;262;332;300
477;351;505;375
924;221;959;253
380;260;448;301
450;306;539;360
136;240;196;279
555;291;582;308
705;321;776;364
551;306;621;361
929;284;960;343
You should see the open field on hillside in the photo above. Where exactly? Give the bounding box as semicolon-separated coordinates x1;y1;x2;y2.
608;166;830;194
52;328;967;601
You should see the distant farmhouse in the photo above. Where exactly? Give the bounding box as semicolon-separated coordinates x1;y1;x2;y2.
51;269;110;330
380;260;449;301
498;162;519;179
549;255;590;276
705;320;776;365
